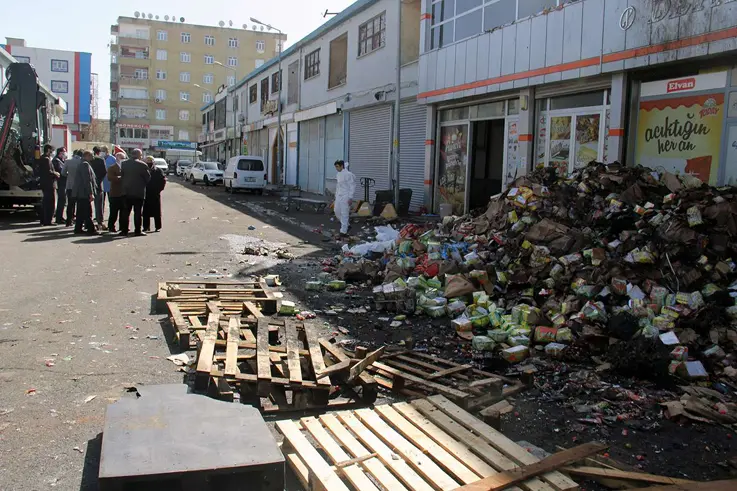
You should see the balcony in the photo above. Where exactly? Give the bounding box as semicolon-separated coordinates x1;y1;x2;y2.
117;97;149;107
110;43;119;54
118;34;150;47
110;25;119;35
118;56;150;68
110;81;119;90
119;75;149;86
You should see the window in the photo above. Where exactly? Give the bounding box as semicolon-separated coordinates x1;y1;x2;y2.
179;71;190;83
178;130;190;141
51;59;68;72
133;128;149;139
180;91;190;102
179;110;190;121
256;40;265;52
134;68;148;79
157;30;167;41
228;37;238;48
51;80;68;93
329;34;348;89
150;128;173;139
204;35;215;46
155;89;166;101
260;78;269;108
287;61;299;105
304;49;320;80
271;71;281;94
249;84;257;104
181;32;191;43
155;109;167;120
180;52;191;63
156;69;167;80
120;87;148;99
203;73;214;84
204;54;214;64
237;158;264;171
255;59;265;68
156;49;167;61
14;55;30;63
203;92;212;103
358;12;386;56
227;75;235;86
227;57;237;67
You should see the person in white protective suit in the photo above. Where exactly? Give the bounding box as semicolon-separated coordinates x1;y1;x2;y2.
333;160;356;237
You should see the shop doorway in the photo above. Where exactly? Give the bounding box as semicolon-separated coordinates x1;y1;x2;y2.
270;130;283;185
469;120;505;209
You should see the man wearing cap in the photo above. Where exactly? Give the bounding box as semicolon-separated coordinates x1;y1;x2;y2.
52;147;67;224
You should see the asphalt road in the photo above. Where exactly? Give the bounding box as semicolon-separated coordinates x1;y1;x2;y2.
0;179;326;490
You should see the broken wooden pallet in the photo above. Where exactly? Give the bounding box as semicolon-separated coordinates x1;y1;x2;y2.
277;394;580;491
157;279;279;315
365;350;515;410
195;316;377;411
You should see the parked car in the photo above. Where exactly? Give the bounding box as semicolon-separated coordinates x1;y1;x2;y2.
188;161;224;186
175;160;193;176
153;158;169;174
223;156;267;194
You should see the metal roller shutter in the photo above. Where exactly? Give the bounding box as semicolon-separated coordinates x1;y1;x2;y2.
399;101;427;211
348;105;391;202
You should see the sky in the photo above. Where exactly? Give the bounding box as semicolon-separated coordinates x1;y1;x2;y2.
0;0;356;119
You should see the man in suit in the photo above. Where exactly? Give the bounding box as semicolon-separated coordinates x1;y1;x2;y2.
106;151;125;233
120;149;151;236
52;147;67;224
62;150;82;227
71;151;98;235
91;146;107;229
38;144;59;226
143;156;166;232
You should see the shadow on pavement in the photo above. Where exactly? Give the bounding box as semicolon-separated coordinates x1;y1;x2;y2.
79;433;102;491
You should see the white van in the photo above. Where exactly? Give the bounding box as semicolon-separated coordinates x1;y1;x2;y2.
224;155;267;194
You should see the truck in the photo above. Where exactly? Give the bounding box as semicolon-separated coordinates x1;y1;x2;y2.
0;63;54;211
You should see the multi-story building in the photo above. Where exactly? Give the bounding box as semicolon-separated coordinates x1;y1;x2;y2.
110;15;285;157
1;37;91;138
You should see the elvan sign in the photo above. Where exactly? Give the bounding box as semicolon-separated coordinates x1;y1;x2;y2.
667;78;696;93
641;72;727;98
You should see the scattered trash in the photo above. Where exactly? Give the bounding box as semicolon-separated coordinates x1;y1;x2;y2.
84;395;97;403
166;354;190;366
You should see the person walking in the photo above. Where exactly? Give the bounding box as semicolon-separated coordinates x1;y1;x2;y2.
120;149;150;237
106;152;125;233
332;160;356;238
143;156;166;232
72;151;98;235
91;146;107;229
63;150;82;227
38;144;59;226
52;147;67;224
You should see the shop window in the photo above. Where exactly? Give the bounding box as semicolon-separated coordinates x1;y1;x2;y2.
439;106;469;122
456;0;483;15
507;99;519;115
477;101;504;119
455;11;483;42
430;22;454;50
550;91;606;110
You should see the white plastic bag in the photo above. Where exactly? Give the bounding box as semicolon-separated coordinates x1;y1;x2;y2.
375;225;400;242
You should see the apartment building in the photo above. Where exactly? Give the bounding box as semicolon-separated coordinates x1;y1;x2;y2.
2;37;91;137
110;15;285;156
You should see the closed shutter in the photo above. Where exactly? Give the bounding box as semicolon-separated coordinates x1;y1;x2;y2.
349;104;391;202
399;101;427;211
298;124;309;190
298;119;324;194
324;113;344;194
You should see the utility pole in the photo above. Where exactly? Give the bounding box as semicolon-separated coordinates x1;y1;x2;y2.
392;0;402;209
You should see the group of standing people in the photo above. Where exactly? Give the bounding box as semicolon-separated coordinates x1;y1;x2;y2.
38;145;167;236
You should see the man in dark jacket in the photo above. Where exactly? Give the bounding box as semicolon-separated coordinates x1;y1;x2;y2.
91;146;107;229
38;144;59;226
120;149;150;236
106;152;124;233
52;148;66;224
143;156;166;232
72;151;98;235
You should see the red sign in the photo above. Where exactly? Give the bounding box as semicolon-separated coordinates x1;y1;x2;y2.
666;78;696;93
117;123;150;129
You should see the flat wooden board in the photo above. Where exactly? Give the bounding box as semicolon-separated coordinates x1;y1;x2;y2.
348;346;385;383
224;316;241;377
561;467;696;486
285;321;303;384
320;339;376;387
373;361;470;402
304;324;331;388
195;313;219;390
256;317;272;392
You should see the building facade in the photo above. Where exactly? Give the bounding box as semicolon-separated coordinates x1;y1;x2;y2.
201;0;428;210
110;16;285;157
417;0;737;214
2;37;91;137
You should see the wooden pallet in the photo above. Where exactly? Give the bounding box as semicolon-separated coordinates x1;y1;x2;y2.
277;395;579;491
157;279;279;315
365;350;511;410
195;315;377;411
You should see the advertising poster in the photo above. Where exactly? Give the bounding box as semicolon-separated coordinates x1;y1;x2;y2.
535;115;547;168
506;120;519;182
575;114;601;168
635;93;725;185
438;125;468;215
724;125;737;186
549;116;571;176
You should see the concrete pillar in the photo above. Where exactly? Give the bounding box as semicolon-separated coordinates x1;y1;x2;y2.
419;0;431;54
608;72;628;163
423;104;437;212
517;87;535;177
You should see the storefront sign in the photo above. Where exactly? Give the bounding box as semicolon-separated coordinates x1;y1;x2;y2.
635;93;725;184
641;72;727;97
156;140;197;150
117;123;150;129
262;99;279;115
438;125;468;215
214;129;226;141
119;139;148;147
650;0;737;24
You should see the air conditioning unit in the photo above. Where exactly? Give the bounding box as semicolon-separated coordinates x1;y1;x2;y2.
155;98;162;103
237;113;246;123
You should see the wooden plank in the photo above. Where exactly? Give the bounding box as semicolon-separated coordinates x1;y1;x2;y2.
354;408;459;490
285;320;303;384
210;368;330;390
257;317;272;396
275;420;350;491
457;443;606;491
336;411;434;491
195;313;219;391
206;301;222;317
317;359;351;380
629;480;737;491
348;346;385;383
270;352;287;378
300;417;380;491
304;324;331;388
164;280;263;285
410;399;550;491
244;301;264;318
561;467;696;486
320;414;409;491
224;316;241;377
427;396;578;491
319;339;376;387
167;302;191;349
286;453;310;491
373;362;470;402
427;364;473;380
374;405;480;484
